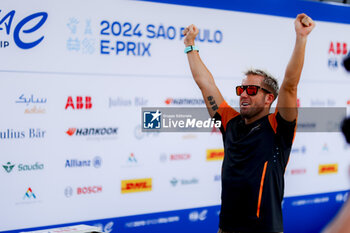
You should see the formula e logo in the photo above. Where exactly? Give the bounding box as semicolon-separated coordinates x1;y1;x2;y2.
143;110;161;129
189;210;208;222
0;10;48;49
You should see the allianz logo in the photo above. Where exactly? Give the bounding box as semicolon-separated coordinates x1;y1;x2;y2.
2;162;44;173
65;156;102;168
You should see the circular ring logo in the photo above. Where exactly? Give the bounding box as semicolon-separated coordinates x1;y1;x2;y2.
93;156;102;168
64;186;73;198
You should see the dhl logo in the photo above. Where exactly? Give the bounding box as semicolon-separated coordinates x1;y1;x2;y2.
121;178;152;194
206;149;224;161
319;164;338;175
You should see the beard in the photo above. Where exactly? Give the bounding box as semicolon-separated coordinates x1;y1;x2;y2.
240;106;265;120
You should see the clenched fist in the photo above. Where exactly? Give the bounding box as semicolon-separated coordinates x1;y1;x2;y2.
183;24;199;47
295;13;315;37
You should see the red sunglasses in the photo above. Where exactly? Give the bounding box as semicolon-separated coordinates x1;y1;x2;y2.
236;85;271;96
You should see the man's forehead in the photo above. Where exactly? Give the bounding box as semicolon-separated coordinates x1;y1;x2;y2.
242;75;264;85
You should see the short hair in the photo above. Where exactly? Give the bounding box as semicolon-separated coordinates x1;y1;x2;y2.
244;69;279;100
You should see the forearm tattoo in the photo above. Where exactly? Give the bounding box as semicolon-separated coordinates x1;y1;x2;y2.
207;96;218;111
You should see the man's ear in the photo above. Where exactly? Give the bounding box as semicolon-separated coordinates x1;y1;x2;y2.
265;93;274;105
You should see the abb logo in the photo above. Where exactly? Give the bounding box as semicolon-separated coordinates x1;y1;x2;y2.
121;178;152;194
77;186;102;195
206;149;224;161
65;96;92;110
319;164;338;175
170;154;190;160
329;42;348;55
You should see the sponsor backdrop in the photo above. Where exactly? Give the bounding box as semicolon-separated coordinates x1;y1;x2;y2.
1;0;350;232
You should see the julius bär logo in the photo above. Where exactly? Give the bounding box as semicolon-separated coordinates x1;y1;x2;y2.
121;178;152;194
143;110;161;129
328;41;348;70
0;10;48;49
65;96;92;110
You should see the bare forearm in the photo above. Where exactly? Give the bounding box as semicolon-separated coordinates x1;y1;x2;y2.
187;51;215;88
283;36;307;89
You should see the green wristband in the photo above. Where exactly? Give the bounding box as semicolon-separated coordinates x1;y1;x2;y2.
184;45;199;54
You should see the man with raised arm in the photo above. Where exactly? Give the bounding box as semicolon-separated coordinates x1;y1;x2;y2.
183;14;315;233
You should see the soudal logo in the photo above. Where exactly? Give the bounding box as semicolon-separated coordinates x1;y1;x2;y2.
66;127;118;137
328;41;348;70
65;96;92;110
164;98;205;105
0;128;46;140
319;164;338;175
121;178;152;194
206;149;224;161
77;186;103;195
0;10;48;49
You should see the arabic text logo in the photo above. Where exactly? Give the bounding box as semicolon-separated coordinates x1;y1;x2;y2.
15;94;47;114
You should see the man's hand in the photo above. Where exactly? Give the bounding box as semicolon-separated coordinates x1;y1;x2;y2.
295;13;315;38
183;24;199;47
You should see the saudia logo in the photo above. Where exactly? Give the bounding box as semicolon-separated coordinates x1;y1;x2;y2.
0;10;48;49
2;161;44;173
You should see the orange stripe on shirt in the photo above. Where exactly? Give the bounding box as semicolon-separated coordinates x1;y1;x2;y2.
257;161;268;218
216;101;239;132
268;110;278;134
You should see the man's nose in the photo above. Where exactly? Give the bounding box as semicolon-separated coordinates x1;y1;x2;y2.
240;89;249;97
